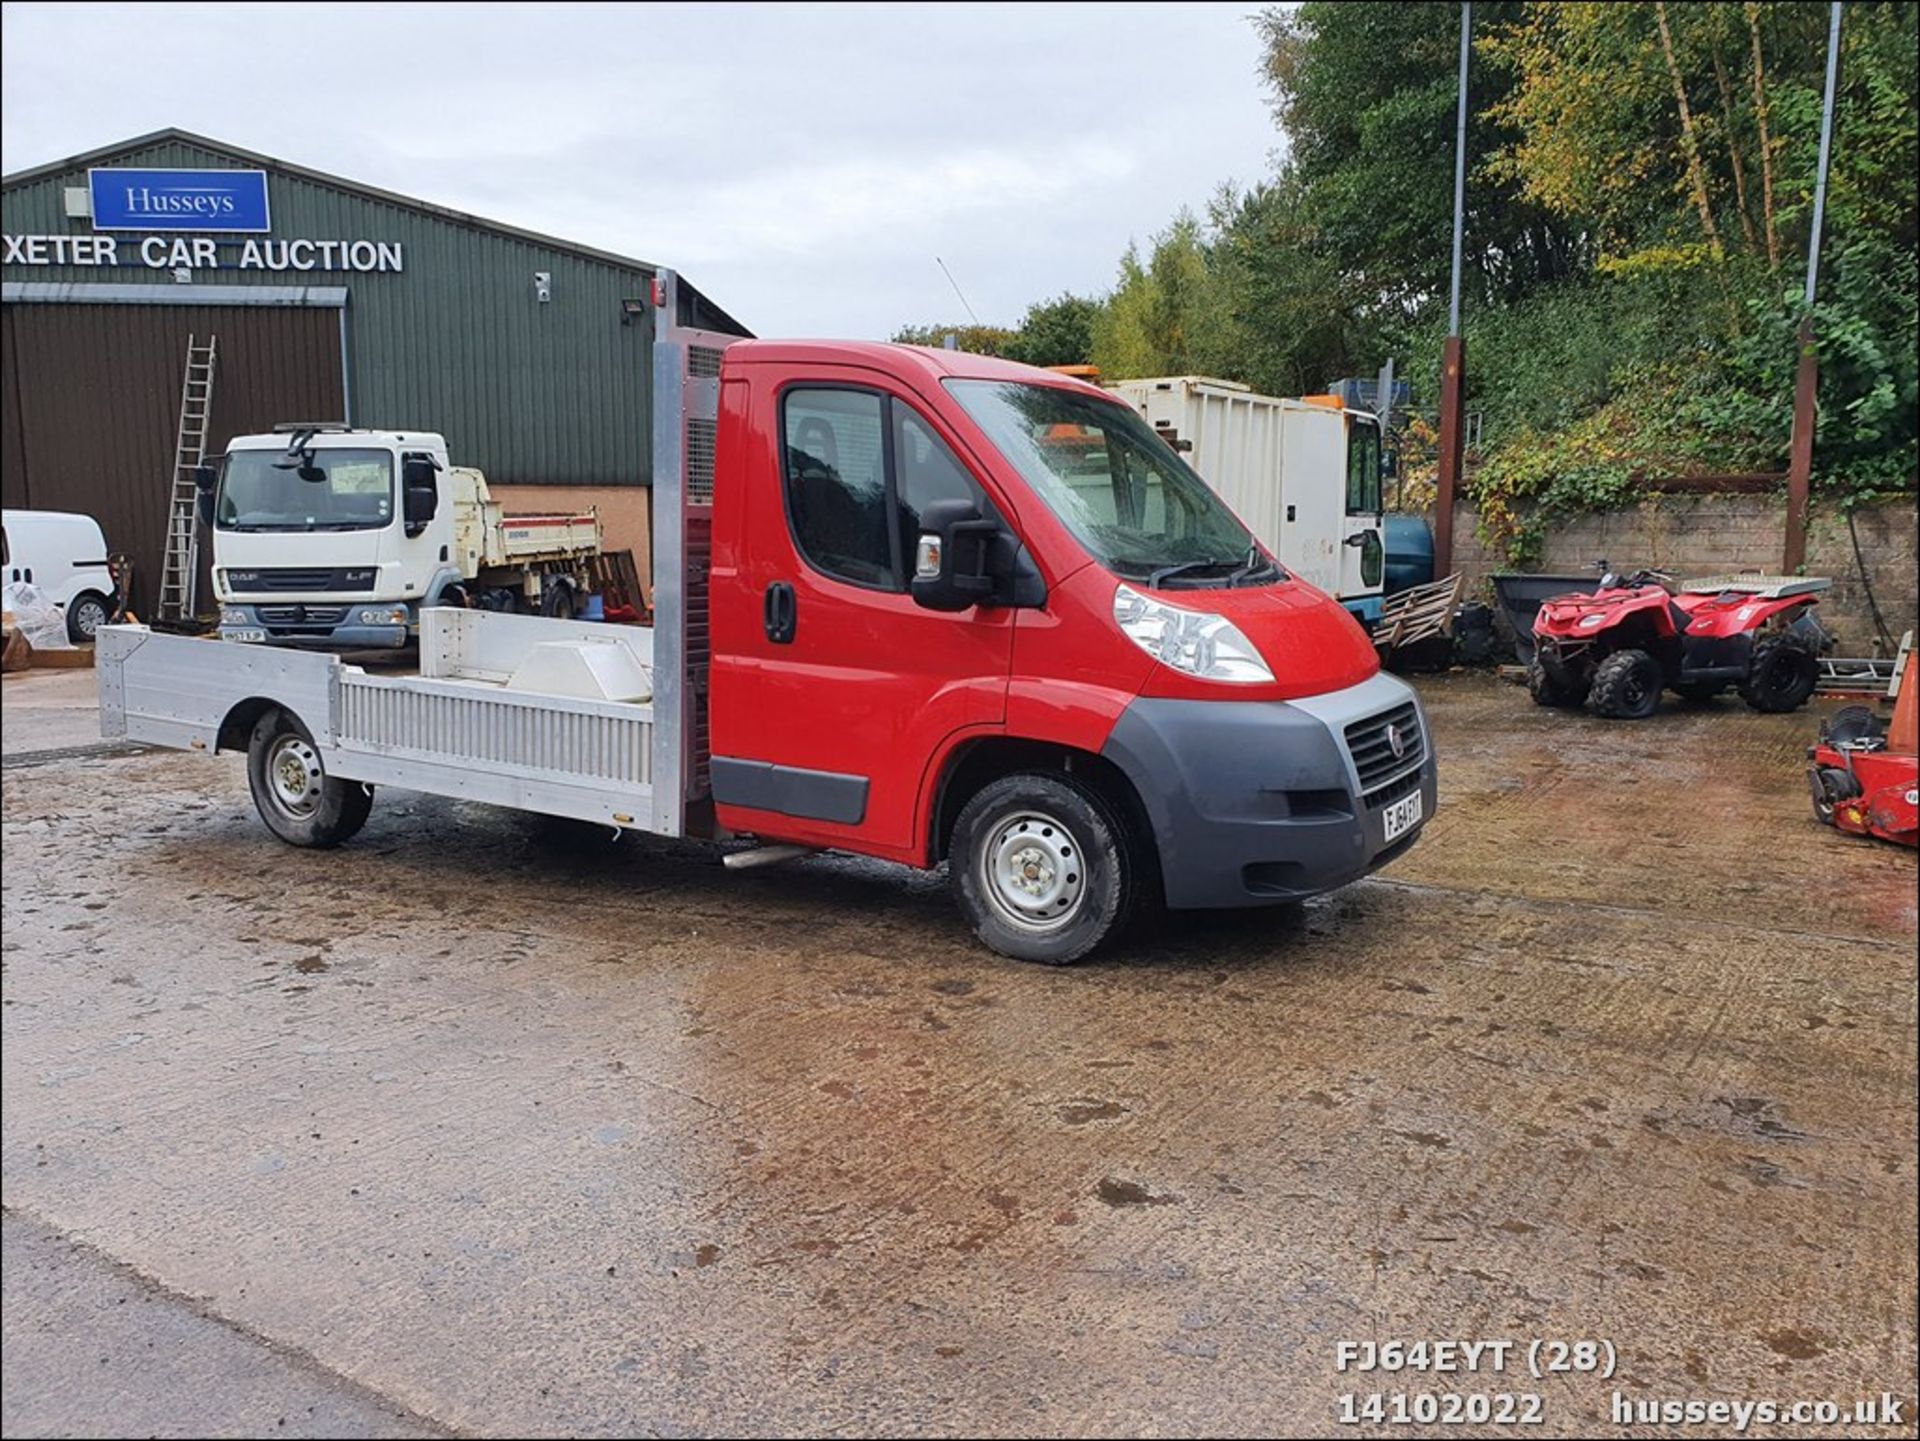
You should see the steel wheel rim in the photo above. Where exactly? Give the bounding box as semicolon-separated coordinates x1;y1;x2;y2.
980;810;1087;934
265;735;323;820
73;598;106;637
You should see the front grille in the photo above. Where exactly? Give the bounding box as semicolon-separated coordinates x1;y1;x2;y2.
258;604;348;627
228;568;375;592
1344;701;1426;801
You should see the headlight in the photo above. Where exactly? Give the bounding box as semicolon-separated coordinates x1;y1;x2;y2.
221;607;247;625
1113;583;1274;683
358;606;409;625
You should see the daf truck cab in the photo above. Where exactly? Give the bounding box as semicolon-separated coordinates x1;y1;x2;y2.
202;426;600;649
101;275;1434;964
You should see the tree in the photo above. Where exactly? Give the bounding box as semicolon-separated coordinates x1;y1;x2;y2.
1002;294;1099;369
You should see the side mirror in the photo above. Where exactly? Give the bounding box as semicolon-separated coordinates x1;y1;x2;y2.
402;455;439;537
910;499;1001;612
193;463;217;528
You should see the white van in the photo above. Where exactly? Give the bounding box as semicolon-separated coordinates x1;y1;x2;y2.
1;509;119;642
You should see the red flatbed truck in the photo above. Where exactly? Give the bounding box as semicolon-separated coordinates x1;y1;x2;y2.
98;273;1436;963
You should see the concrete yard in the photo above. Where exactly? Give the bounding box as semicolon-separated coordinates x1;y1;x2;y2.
3;666;1915;1436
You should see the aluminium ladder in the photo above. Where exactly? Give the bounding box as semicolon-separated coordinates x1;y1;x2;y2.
156;334;217;624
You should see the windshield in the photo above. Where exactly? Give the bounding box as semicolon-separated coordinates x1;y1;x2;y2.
946;380;1280;588
216;447;394;532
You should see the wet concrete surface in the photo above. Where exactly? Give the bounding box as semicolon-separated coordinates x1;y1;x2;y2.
2;1211;446;1438
2;671;1914;1436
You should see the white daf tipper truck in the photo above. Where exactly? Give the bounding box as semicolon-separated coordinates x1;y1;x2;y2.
202;424;602;648
1108;377;1386;626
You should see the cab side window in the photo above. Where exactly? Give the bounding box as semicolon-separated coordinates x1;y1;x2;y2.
783;389;993;592
893;407;993;565
784;390;894;589
1346;421;1382;515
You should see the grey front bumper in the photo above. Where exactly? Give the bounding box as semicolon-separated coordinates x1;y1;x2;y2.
1101;672;1436;909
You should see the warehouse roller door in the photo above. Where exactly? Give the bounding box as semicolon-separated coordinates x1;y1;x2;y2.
1;301;345;618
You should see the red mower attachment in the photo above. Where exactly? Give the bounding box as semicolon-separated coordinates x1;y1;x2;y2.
1807;647;1917;848
1530;567;1833;720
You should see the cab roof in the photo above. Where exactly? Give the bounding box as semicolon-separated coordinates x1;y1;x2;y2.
722;341;1113;399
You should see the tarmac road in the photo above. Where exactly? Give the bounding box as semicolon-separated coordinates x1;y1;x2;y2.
3;668;1915;1437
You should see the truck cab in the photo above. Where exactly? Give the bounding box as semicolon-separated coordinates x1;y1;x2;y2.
205;425;599;648
705;344;1432;960
206;426;462;647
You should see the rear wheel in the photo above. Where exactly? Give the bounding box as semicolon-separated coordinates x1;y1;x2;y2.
950;773;1134;965
1589;649;1662;720
1527;657;1588;708
540;579;577;619
1742;637;1819;713
65;591;110;643
246;710;373;848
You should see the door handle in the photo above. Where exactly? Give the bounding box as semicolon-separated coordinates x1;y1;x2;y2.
764;581;796;644
1285;505;1297;522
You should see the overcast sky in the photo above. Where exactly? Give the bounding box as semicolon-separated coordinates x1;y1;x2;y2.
1;1;1285;338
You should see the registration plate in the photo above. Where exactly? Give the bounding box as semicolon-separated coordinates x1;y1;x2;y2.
222;629;267;644
1382;789;1423;843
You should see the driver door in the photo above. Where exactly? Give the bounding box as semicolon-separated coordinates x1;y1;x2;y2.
710;369;1015;862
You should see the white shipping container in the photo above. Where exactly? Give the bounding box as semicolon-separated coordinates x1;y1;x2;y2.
1109;376;1383;616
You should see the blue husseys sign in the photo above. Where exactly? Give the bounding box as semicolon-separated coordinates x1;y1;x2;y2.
88;168;271;232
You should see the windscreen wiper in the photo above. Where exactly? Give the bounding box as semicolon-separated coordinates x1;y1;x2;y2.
1226;546;1281;587
1146;557;1234;589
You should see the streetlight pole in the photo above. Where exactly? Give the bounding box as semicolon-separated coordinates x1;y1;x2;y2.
1434;2;1471;579
1785;1;1843;573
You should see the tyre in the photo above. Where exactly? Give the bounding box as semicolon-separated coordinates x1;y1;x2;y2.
1588;649;1662;720
1809;765;1859;826
541;580;576;620
65;590;110;643
949;772;1135;965
1741;637;1819;713
1527;656;1589;708
1672;680;1726;702
246;709;373;848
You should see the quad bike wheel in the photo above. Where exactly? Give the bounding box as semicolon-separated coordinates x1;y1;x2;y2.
1527;657;1589;709
1741;637;1819;713
1589;649;1662;720
1809;765;1861;827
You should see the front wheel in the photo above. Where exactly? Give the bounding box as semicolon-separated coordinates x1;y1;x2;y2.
949;773;1135;965
1589;649;1663;720
1809;765;1860;827
247;710;373;848
1527;656;1589;708
1742;637;1819;713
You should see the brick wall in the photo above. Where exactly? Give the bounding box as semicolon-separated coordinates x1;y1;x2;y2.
1445;495;1918;656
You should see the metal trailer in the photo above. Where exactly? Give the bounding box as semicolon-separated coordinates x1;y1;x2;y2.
99;272;732;844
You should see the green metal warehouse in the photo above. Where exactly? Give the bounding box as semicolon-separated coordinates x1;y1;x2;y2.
1;129;745;614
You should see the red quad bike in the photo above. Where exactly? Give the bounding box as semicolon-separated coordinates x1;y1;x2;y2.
1529;566;1833;720
1806;654;1917;848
